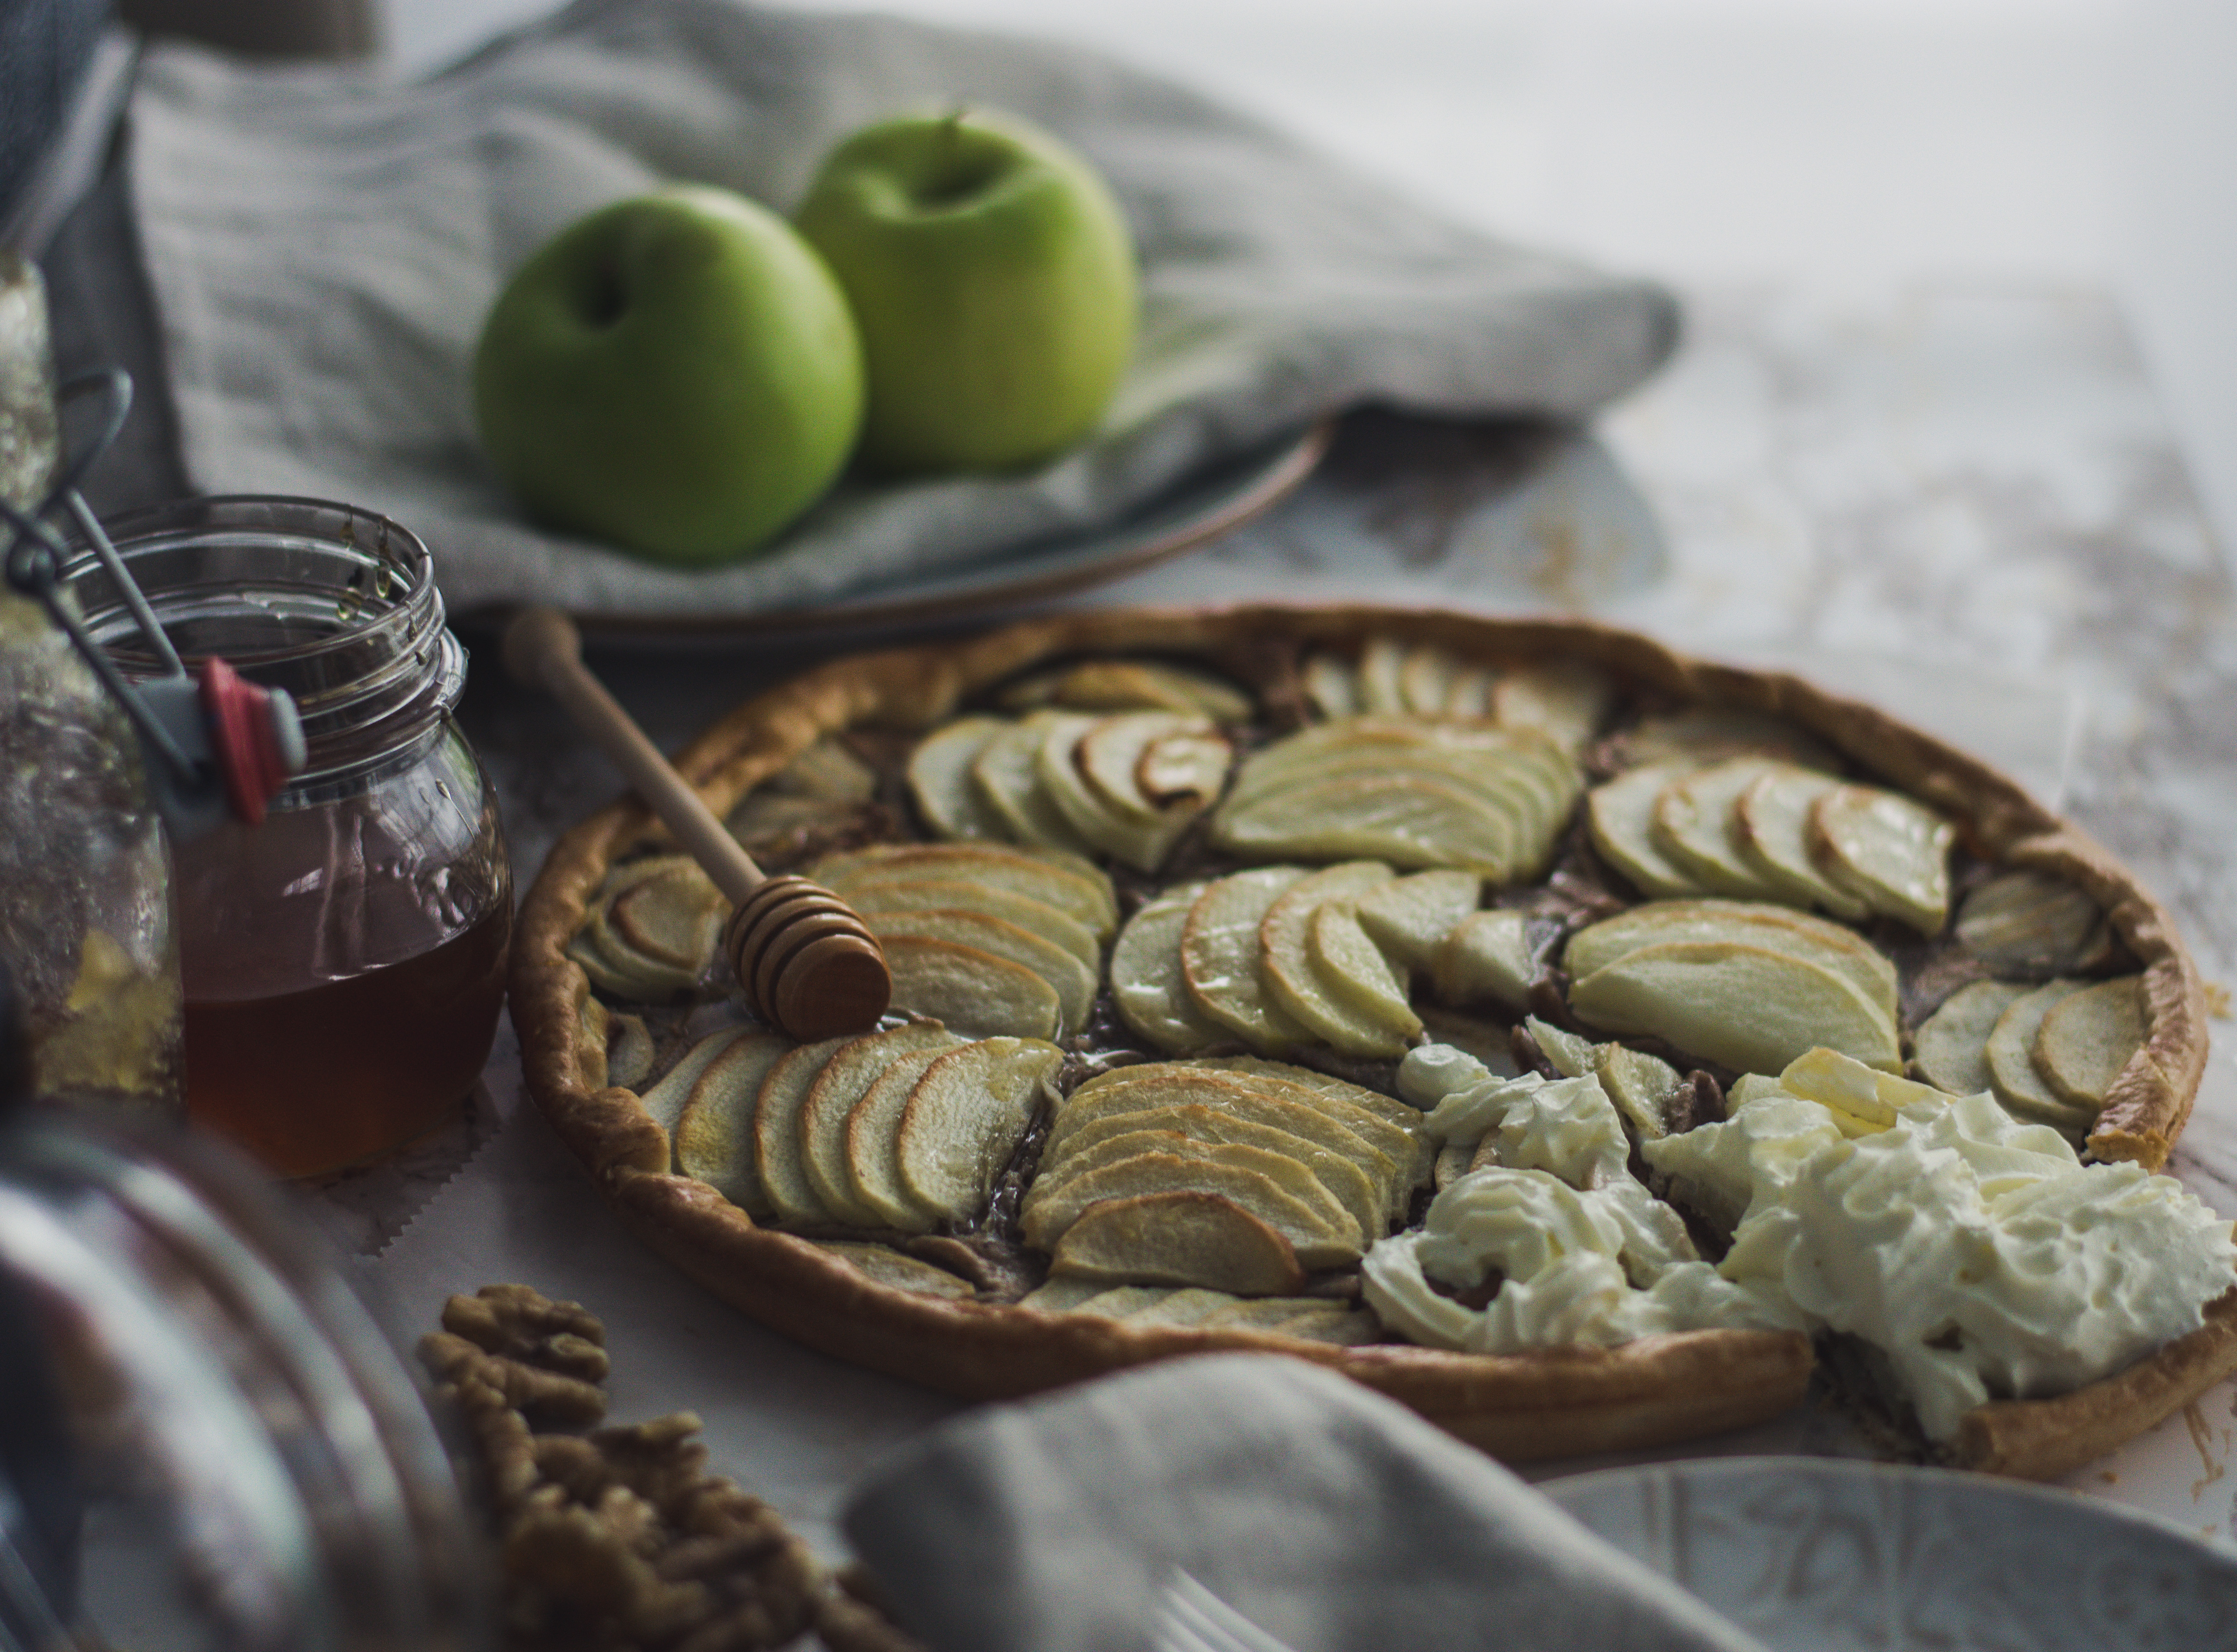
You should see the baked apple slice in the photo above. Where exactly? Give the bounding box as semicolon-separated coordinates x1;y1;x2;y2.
1431;909;1536;1013
750;1036;852;1224
1984;978;2097;1130
1309;902;1420;1044
1734;764;1873;920
1399;643;1458;715
1350;868;1482;970
1020;1147;1362;1270
1049;1191;1309;1296
1913;979;2030;1099
814;841;1117;941
1586;762;1706;900
1032;710;1153;865
809;1241;975;1299
1181;867;1314;1052
858;908;1097;1035
588;1001;654;1092
605;857;727;971
570;855;725;998
1568;938;1903;1075
1519;1014;1686;1140
1110;883;1228;1056
1564;898;1899;1024
1810;783;1956;935
894;1037;1064;1222
843;1042;965;1232
1042;1105;1386;1240
1490;659;1617;752
1651;757;1786;901
1258;862;1407;1056
671;1030;789;1213
997;657;1252;721
878;935;1060;1040
904;714;1013;841
838;874;1100;973
1023;1134;1365;1256
970;712;1101;859
2035;975;2147;1109
1358;636;1411;713
1218;773;1525;877
1955;870;2111;975
1301;652;1360;719
1056;1069;1411;1220
638;1023;752;1137
1186;1056;1432;1152
798;1023;965;1225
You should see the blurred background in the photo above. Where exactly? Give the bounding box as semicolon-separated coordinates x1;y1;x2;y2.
14;0;2230;561
362;0;2237;563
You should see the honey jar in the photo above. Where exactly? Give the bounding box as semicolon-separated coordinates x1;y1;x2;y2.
64;497;511;1177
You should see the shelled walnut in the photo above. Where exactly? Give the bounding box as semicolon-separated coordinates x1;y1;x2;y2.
420;1284;921;1652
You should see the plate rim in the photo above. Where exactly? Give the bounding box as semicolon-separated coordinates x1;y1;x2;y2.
559;418;1335;642
1543;1451;2237;1557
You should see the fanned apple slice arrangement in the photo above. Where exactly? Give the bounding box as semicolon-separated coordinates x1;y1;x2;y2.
811;842;1117;1040
567;854;728;999
648;1020;1063;1231
1562;897;1904;1078
909;707;1235;873
1019;1058;1430;1295
1586;710;1956;933
1300;636;1617;753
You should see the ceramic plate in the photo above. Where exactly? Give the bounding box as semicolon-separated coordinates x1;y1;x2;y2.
572;419;1332;641
1544;1457;2237;1649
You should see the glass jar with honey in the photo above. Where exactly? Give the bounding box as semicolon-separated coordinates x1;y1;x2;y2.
63;496;510;1177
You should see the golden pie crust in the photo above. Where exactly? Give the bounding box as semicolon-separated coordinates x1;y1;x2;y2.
510;605;2225;1478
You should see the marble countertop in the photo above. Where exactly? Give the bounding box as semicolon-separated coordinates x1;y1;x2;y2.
333;278;2237;1558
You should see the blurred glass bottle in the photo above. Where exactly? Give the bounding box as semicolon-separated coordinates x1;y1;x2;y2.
0;252;182;1113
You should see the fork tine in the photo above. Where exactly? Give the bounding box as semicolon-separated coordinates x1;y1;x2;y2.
1151;1569;1300;1652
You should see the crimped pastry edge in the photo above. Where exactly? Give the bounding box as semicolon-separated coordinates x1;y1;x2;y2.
508;603;2220;1475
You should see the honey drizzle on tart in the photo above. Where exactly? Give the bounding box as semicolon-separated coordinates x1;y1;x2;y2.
512;608;2229;1479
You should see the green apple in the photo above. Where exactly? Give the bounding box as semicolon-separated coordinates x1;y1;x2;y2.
793;108;1138;475
472;185;863;567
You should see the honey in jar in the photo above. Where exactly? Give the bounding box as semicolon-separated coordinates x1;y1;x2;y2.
70;497;511;1176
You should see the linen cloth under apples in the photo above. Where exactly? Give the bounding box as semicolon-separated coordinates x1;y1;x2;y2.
123;0;1679;617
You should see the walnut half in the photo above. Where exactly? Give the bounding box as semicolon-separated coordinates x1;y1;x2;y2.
419;1284;922;1652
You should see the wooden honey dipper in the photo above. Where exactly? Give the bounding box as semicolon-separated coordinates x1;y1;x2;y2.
503;606;892;1042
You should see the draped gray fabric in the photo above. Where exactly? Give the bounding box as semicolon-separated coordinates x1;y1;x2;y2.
128;0;1679;617
845;1354;1770;1652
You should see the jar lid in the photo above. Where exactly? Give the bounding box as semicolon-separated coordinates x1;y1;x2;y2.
58;496;467;792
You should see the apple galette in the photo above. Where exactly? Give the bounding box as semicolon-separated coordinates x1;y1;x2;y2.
513;607;2233;1479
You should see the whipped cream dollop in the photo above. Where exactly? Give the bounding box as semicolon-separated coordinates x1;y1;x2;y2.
1377;1042;2237;1435
1366;1049;1796;1353
1651;1084;2237;1439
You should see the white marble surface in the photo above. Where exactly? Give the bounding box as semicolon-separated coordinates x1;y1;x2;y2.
323;277;2237;1561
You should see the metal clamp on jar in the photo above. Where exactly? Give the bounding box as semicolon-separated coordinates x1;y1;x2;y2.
0;254;303;1121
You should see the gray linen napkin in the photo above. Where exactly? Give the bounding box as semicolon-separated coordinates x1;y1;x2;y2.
126;0;1679;618
843;1353;1771;1652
